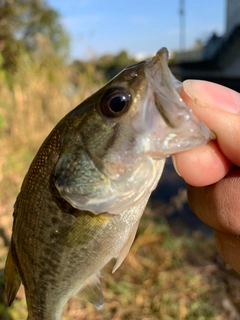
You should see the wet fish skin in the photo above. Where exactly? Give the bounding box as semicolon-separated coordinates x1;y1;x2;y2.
4;48;213;320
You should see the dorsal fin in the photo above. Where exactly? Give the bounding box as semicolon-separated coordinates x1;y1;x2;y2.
75;272;104;310
112;220;139;273
4;245;22;306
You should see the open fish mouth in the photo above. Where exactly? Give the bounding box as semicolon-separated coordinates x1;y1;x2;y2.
139;47;215;158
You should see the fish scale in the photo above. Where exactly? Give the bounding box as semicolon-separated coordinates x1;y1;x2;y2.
4;48;214;320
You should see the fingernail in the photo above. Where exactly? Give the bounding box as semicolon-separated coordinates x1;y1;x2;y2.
172;156;181;177
183;80;240;114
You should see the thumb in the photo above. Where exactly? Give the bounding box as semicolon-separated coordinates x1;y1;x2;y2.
173;80;240;186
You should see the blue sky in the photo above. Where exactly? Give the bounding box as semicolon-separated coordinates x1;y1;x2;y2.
47;0;226;60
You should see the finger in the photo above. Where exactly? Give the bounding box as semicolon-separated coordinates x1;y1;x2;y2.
172;140;231;186
183;80;240;114
181;80;240;167
181;88;240;167
215;230;240;275
173;80;240;186
187;166;240;234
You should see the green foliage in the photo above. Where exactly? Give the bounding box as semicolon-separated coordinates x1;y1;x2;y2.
21;1;69;56
96;50;138;81
70;60;104;90
0;0;69;72
69;50;140;89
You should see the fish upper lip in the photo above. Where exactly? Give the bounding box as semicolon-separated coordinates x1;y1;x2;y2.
144;48;188;127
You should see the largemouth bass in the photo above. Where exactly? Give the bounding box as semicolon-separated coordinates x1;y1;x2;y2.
4;48;213;320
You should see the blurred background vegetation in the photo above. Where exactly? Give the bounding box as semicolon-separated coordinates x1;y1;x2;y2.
0;0;240;319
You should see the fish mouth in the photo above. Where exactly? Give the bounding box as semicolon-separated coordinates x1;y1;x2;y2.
142;47;215;157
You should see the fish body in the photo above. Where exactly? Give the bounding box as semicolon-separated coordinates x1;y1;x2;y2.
4;48;213;320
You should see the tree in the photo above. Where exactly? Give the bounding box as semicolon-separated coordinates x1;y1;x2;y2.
96;50;137;81
0;0;69;71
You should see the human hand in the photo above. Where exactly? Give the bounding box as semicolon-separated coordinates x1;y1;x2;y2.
173;80;240;274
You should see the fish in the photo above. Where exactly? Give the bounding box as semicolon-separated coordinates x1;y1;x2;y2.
4;47;214;320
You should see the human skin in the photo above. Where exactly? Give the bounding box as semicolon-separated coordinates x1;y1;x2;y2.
173;80;240;274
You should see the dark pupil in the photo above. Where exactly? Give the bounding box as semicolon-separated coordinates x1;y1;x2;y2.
109;96;126;113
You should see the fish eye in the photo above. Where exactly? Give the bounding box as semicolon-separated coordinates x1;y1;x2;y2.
100;87;132;117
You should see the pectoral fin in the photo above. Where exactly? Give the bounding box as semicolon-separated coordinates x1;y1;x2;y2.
112;220;139;273
76;272;104;310
4;245;21;306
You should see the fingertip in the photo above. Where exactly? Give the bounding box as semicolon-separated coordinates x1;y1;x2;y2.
182;80;240;114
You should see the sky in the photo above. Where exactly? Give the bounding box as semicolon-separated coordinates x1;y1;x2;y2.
47;0;226;61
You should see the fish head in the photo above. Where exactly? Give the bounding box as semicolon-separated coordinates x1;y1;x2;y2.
55;48;214;215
